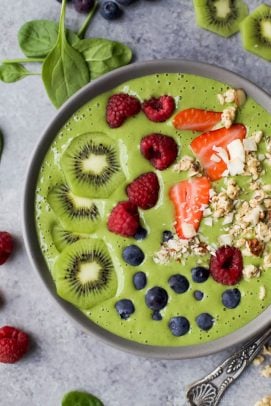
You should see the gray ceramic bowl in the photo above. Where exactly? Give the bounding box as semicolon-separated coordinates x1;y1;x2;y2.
22;59;271;359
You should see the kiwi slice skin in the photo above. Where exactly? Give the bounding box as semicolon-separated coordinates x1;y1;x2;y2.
193;0;248;38
61;132;125;199
240;4;271;61
54;239;117;310
47;183;100;234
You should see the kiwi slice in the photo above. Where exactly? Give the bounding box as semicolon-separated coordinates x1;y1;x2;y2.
193;0;248;37
47;183;100;233
51;224;84;252
240;4;271;61
54;239;117;309
61;132;125;198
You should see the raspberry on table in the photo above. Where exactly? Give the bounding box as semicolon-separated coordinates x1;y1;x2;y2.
142;95;175;122
0;326;29;364
210;246;243;285
106;93;141;128
107;201;140;237
126;172;160;209
140;133;178;170
0;232;13;265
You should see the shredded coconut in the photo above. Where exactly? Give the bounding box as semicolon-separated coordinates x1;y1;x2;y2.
242;264;261;280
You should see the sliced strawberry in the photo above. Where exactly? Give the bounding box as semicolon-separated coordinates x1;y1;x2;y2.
190;124;247;181
169;177;211;239
173;108;222;132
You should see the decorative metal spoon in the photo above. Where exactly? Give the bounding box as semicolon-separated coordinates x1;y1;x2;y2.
186;325;271;406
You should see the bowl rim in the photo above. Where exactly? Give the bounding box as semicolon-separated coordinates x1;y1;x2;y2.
22;58;271;359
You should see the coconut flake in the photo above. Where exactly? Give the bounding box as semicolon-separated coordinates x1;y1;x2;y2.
204;217;213;227
210;153;221;163
213;146;229;164
181;223;197;239
219;234;232;245
227;139;245;161
243;138;257;152
228;158;245;176
223;212;234;225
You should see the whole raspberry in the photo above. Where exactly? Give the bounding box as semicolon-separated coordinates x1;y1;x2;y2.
140;133;178;170
0;232;13;265
210;246;243;286
0;326;29;363
142;95;175;122
126;172;160;209
107;201;140;237
106;93;141;128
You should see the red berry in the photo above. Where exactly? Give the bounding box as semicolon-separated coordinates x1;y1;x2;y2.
106;93;141;128
140;133;178;170
142;95;175;122
210;246;243;286
107;201;140;237
0;232;13;265
0;326;29;363
126;172;160;210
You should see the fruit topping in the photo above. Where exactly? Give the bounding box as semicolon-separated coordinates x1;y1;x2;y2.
107;201;140;237
126;172;159;210
222;288;241;308
196;313;214;331
173;108;222;132
62;391;104;406
106;93;140;127
142;95;175;122
193;290;204;301
115;299;135;319
133;271;147;290
162;230;173;243
169;176;211;239
0;232;13;265
191;266;210;283
190;124;247;181
0;326;29;363
145;287;168;311
193;0;248;38
72;0;95;13
100;1;123;20
122;245;145;266
210;246;243;285
152;311;162;321
168;274;189;294
140;133;178;170
168;316;190;336
134;227;147;240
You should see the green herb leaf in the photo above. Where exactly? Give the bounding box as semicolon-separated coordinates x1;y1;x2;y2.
62;391;104;406
0;63;38;83
18;20;79;58
42;0;89;108
74;38;132;79
0;130;4;161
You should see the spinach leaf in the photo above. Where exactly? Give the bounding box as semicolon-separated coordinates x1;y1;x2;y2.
18;20;79;58
0;63;39;83
74;38;132;79
42;0;89;108
62;391;104;406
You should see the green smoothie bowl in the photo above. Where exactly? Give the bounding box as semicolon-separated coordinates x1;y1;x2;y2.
22;60;271;359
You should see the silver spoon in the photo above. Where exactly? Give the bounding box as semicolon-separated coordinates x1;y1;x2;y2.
186;325;271;406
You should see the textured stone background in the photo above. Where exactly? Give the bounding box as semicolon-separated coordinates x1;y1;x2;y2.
0;0;271;405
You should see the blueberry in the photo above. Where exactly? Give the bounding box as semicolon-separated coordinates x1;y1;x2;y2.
133;271;147;290
145;287;168;311
196;313;214;331
100;1;122;20
162;230;173;242
194;290;204;301
122;245;145;266
115;299;135;319
168;316;190;336
134;227;147;240
72;0;95;12
222;288;241;309
191;266;210;283
152;310;162;321
168;274;189;294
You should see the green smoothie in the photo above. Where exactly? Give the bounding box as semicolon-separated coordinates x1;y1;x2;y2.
35;73;271;346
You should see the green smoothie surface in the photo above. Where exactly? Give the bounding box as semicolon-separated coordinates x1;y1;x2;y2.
35;73;271;346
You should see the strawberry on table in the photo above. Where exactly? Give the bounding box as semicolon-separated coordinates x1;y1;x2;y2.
106;93;141;128
173;108;222;132
126;172;160;209
190;124;247;181
169;176;211;239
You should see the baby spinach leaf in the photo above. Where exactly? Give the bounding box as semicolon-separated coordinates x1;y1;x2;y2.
18;20;79;58
0;63;39;83
62;391;104;406
42;0;89;108
74;38;132;79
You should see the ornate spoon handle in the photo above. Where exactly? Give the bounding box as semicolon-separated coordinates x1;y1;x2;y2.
186;325;271;406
